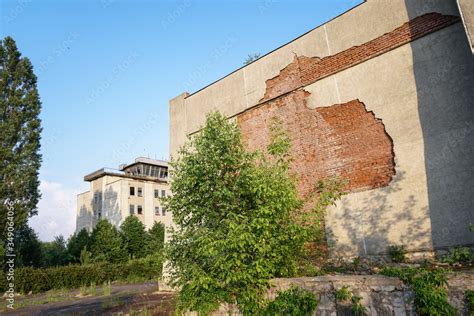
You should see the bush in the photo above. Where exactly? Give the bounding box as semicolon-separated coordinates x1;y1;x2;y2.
381;267;456;315
261;287;318;316
335;285;352;301
0;255;162;294
440;247;473;265
387;245;407;263
466;290;474;316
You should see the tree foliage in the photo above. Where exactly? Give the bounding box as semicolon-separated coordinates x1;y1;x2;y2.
66;228;91;264
146;221;165;255
0;36;42;238
89;219;126;263
120;215;148;259
40;235;68;267
14;225;42;268
165;112;315;314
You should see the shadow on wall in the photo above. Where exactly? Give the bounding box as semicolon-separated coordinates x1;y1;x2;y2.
76;186;122;232
330;171;432;257
405;0;474;249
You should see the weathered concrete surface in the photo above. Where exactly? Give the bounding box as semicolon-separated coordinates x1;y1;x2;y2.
203;273;474;315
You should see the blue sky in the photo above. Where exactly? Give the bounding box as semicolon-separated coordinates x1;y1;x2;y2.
0;0;360;240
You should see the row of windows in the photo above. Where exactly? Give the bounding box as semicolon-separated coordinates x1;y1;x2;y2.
129;204;167;216
129;187;166;198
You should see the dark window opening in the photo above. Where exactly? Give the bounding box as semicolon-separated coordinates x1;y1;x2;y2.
155;206;160;216
130;204;134;215
138;205;143;215
138;187;143;197
130;187;135;196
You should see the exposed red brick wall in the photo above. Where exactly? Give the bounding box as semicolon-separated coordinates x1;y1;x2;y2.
238;90;394;198
261;13;460;102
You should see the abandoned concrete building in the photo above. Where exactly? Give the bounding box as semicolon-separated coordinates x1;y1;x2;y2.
169;0;474;258
76;157;171;232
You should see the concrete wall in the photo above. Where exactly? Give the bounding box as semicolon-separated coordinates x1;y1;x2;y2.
169;0;474;258
201;273;474;315
76;176;171;232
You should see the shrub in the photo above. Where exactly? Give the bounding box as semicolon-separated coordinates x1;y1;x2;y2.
261;287;318;316
166;113;310;314
387;245;407;263
335;285;352;301
351;295;367;315
166;113;343;314
466;290;474;316
0;255;162;294
381;267;456;315
440;247;473;265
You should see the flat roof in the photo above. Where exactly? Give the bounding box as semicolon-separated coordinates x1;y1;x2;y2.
83;167;168;183
119;157;169;171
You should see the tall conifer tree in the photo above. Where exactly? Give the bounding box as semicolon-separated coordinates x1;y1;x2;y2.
0;36;42;238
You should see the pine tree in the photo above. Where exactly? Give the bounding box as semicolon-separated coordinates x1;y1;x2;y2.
120;215;147;259
0;36;42;238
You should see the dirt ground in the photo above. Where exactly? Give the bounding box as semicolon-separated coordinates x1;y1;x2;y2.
1;281;176;315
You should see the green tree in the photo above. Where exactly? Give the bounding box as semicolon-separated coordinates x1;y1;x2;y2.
120;215;147;259
66;228;90;264
89;219;126;263
15;225;42;267
41;235;68;267
165;112;308;314
146;221;165;255
0;36;42;238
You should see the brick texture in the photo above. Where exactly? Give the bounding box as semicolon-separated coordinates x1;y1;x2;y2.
261;13;460;102
238;91;395;199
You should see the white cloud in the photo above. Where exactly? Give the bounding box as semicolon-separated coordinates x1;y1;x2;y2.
29;180;85;241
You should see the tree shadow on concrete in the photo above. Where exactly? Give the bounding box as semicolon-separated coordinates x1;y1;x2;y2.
328;171;433;258
76;185;122;232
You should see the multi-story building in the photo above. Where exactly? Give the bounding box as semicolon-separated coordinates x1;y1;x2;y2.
76;157;171;232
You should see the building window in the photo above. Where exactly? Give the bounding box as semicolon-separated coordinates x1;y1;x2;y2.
137;187;143;197
130;187;135;196
129;204;134;215
155;206;160;216
162;207;167;216
154;189;159;198
161;190;166;197
138;205;143;215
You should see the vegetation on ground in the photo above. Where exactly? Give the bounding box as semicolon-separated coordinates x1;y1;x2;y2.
381;266;456;315
387;244;407;263
334;285;352;302
0;253;162;294
260;287;318;316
